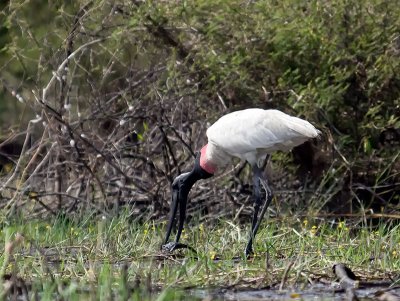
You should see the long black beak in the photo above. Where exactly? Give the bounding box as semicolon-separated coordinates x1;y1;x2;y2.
162;152;213;252
162;171;198;249
163;184;179;245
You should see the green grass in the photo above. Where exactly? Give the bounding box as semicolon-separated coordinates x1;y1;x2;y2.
0;213;399;300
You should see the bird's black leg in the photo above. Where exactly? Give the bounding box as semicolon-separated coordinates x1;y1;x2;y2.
245;165;262;256
245;156;273;257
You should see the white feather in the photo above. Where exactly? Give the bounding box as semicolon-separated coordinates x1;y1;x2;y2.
206;109;320;167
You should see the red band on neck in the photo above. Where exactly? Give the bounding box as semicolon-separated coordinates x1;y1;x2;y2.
200;144;216;174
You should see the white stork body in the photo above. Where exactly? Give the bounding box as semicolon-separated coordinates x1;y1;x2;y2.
163;108;320;257
200;109;321;174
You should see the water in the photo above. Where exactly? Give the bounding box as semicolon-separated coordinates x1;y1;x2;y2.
188;283;400;300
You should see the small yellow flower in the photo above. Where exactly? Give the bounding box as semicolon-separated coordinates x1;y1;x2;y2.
310;225;318;236
143;229;148;235
199;224;204;232
303;219;308;226
338;221;345;229
46;225;51;230
392;250;397;258
210;251;217;260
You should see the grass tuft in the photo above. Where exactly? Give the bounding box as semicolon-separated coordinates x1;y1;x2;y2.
0;214;398;299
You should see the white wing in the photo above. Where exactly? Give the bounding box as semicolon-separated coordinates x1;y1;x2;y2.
206;109;320;163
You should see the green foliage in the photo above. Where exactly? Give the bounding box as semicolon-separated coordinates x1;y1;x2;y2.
170;0;400;141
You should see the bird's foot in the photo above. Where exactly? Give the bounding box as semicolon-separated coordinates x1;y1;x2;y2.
161;242;197;254
244;247;254;259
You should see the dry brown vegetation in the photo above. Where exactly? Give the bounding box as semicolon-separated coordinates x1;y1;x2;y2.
0;0;399;220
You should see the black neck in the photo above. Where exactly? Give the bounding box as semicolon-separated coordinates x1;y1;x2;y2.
164;152;214;246
174;152;213;195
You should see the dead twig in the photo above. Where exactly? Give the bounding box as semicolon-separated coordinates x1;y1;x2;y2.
279;259;295;291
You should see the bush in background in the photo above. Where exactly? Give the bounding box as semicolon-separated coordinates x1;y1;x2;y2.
0;0;398;219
